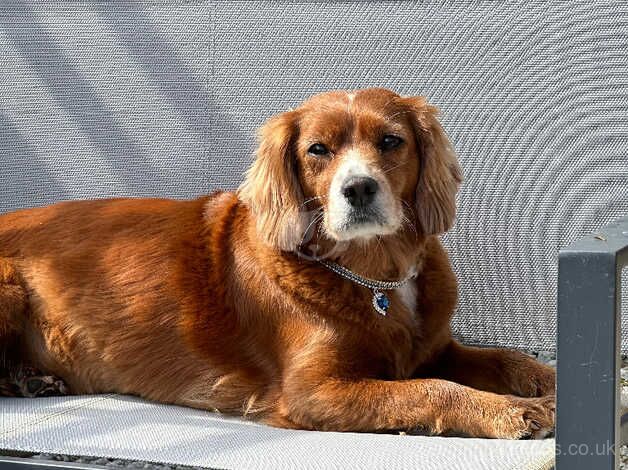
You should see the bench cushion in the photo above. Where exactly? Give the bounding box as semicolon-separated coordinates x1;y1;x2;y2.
1;395;555;470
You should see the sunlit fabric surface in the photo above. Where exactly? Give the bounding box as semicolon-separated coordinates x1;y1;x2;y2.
0;395;556;470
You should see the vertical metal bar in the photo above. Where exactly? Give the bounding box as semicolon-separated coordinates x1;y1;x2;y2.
556;251;620;470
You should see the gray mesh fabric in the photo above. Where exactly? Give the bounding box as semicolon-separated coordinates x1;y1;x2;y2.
0;395;555;470
1;1;627;351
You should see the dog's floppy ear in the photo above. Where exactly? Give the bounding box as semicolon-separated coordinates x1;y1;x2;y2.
238;110;307;251
403;97;463;235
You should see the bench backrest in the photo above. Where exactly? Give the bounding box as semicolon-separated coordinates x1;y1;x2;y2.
1;1;627;352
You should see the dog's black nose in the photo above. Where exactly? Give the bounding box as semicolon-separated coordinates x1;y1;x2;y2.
342;177;379;208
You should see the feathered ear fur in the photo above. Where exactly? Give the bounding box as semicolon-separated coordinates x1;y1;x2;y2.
238;110;307;251
403;97;463;236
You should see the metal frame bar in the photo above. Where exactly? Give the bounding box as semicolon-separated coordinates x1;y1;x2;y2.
0;457;105;470
556;216;628;470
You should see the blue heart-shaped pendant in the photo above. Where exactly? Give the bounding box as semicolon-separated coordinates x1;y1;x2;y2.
372;291;390;316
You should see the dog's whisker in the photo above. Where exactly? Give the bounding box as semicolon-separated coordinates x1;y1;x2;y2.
298;209;325;248
401;214;417;234
400;199;415;215
397;198;419;239
299;195;325;210
401;214;418;239
383;109;414;121
383;161;409;174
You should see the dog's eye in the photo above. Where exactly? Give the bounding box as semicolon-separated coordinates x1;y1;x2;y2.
380;135;403;151
308;143;329;157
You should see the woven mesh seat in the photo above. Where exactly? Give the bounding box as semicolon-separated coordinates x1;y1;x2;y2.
0;395;555;470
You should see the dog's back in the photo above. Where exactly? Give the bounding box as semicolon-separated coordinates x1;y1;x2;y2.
0;197;222;399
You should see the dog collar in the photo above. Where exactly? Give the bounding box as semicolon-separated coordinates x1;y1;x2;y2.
317;259;416;316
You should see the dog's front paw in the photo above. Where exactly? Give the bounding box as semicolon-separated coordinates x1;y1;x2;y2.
504;353;556;397
491;395;555;439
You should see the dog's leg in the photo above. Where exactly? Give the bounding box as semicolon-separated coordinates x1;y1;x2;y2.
0;259;70;398
276;375;554;439
0;258;28;380
0;258;28;341
429;340;555;398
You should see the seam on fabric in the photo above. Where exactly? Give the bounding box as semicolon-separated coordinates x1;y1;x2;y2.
0;394;116;437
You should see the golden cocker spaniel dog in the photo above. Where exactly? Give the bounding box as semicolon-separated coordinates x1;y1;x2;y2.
0;88;555;438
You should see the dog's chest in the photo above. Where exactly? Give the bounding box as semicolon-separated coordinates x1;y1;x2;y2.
370;282;419;380
395;282;417;320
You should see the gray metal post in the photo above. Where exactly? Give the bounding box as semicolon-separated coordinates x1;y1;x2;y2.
556;217;628;470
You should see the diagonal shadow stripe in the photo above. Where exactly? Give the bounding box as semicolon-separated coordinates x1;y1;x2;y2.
0;1;166;194
95;1;252;175
94;2;213;138
0;110;70;211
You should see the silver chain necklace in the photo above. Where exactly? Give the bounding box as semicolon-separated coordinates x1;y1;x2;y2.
317;259;416;316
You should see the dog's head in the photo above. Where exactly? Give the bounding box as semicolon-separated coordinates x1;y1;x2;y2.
239;88;462;252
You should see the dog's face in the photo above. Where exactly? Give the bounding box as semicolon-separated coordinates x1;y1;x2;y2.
295;90;419;242
239;88;462;251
